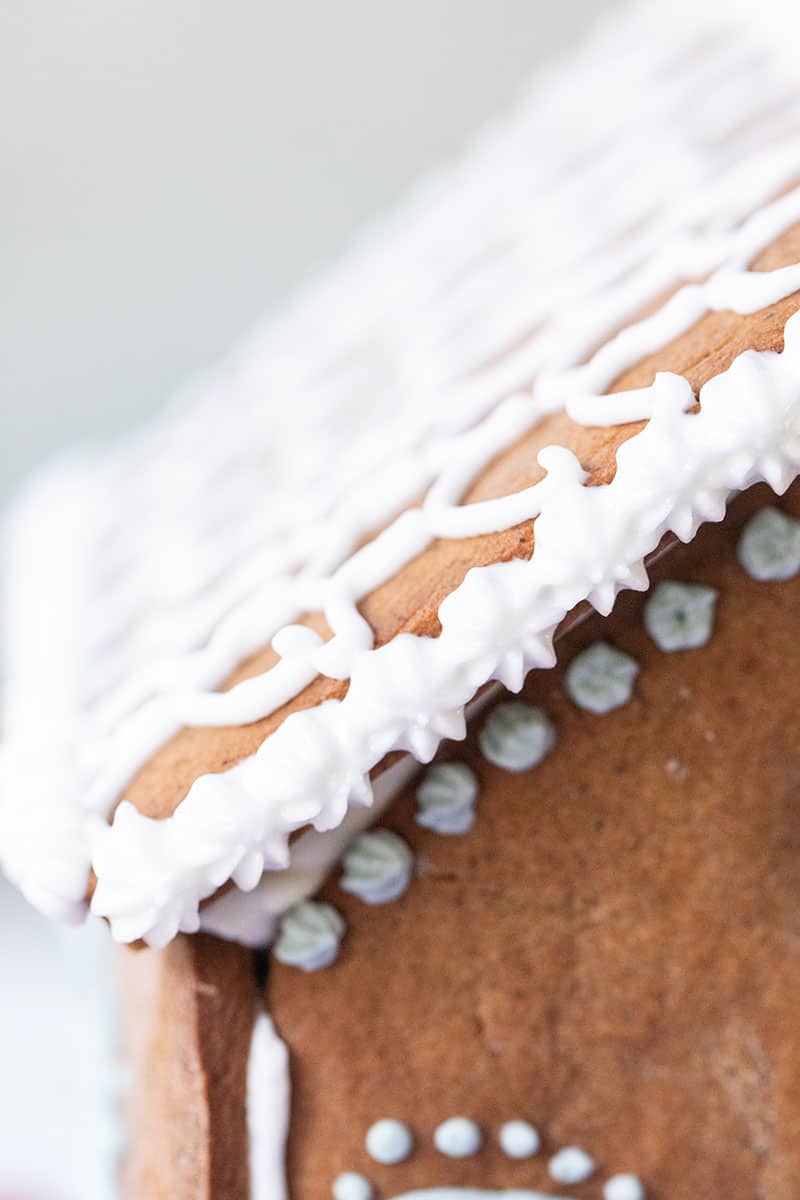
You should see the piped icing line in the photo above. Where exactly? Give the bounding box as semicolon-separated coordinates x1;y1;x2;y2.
5;0;800;934
88;312;800;945
28;154;800;744
247;1012;290;1200
384;1191;573;1200
73;177;800;792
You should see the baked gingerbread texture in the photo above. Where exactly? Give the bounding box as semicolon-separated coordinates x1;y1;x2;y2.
119;485;800;1199
3;0;800;1197
267;483;800;1200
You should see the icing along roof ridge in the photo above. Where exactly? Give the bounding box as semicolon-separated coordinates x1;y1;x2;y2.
90;323;800;944
3;0;800;943
87;163;800;816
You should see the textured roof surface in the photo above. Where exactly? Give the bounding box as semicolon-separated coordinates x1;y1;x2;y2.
3;0;800;944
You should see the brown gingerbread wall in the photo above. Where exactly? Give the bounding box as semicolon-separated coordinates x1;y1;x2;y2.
112;224;800;828
267;481;800;1200
121;933;256;1200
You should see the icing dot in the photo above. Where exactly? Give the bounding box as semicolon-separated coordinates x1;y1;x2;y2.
498;1119;541;1158
565;642;638;714
340;830;414;904
643;580;718;651
548;1145;595;1184
333;1172;374;1200
416;762;479;834
273;900;345;972
365;1119;414;1165
479;702;557;772
433;1116;483;1158
737;506;800;581
604;1174;646;1200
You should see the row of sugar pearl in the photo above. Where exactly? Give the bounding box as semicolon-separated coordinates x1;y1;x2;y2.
364;1116;540;1165
341;1118;643;1197
327;506;800;959
362;1116;596;1172
325;512;800;1200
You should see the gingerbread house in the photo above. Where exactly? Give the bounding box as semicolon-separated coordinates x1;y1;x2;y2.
3;1;800;1197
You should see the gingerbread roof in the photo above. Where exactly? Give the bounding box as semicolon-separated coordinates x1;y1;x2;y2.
3;0;800;946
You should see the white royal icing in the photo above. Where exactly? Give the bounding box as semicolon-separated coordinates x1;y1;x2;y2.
333;1172;375;1200
4;0;800;944
643;580;718;651
433;1116;483;1158
498;1120;541;1159
365;1119;415;1165
386;1192;573;1200
416;762;479;835
737;505;800;580
604;1175;646;1200
478;703;557;773
339;829;414;905
272;900;345;972
548;1146;595;1184
247;1012;291;1200
564;643;639;715
200;756;419;946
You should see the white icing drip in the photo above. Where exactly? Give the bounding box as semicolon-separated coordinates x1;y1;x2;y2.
5;0;800;938
0;742;95;923
365;1119;414;1165
0;463;102;922
498;1120;541;1159
272;900;345;972
90;314;800;943
565;643;639;715
565;376;691;429
604;1175;646;1200
247;1012;290;1200
643;580;718;651
548;1146;595;1184
339;830;414;905
433;1117;483;1158
737;504;800;579
416;762;478;835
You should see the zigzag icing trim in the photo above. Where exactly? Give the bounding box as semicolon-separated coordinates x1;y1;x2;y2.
3;0;800;943
92;320;800;944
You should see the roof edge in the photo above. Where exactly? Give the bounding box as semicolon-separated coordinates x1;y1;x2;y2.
84;318;800;945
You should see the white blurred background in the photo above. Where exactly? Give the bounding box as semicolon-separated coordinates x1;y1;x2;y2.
1;2;617;1195
2;0;616;497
